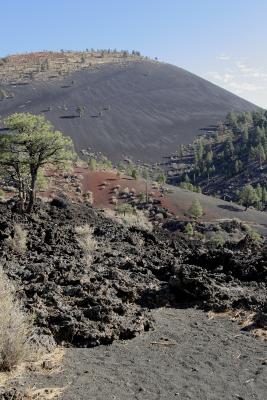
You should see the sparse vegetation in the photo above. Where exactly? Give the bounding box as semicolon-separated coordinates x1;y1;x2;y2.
87;154;113;171
184;222;194;237
131;169;138;180
0;268;33;371
209;234;225;247
168;110;267;208
0;50;144;85
83;190;94;205
244;226;263;245
186;199;203;219
75;224;98;265
180;181;202;193
104;206;153;232
5;223;28;254
76;106;85;118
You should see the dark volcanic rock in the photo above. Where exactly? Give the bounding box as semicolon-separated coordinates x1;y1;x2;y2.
0;199;266;347
0;389;30;400
0;61;257;163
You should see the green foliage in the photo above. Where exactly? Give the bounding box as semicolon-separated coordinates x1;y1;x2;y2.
241;127;249;144
184;173;190;183
244;226;263;245
89;158;97;171
157;172;166;186
187;199;203;219
180;182;202;193
239;184;259;210
184;222;194;236
180;109;267;195
138;192;146;203
0;113;75;211
36;169;48;191
115;203;134;216
234;159;243;174
131;169;138;180
0;89;8;100
248;229;262;244
88;154;113;171
209;234;225;247
226;111;238;126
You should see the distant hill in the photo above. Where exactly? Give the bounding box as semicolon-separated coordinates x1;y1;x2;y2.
0;51;259;162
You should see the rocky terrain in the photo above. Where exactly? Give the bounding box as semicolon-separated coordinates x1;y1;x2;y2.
0;51;266;400
0;199;266;349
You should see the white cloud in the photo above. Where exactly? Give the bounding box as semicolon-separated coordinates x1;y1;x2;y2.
235;61;267;79
206;56;267;107
217;53;231;61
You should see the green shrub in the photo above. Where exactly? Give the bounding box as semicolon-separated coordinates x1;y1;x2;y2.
246;228;263;244
187;199;203;219
184;223;194;237
210;234;225;247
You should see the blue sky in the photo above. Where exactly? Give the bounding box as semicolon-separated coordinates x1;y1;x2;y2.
1;0;267;108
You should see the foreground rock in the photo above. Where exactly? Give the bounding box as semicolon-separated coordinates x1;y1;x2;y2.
0;200;266;347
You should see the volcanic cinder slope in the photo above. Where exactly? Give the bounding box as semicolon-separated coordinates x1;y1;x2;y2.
0;56;258;162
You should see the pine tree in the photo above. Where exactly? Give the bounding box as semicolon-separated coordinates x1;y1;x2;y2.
184;223;194;237
187;199;203;219
131;169;138;180
239;185;259;210
0;113;75;212
241;127;249;144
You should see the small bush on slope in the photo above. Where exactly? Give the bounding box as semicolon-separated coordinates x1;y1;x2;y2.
240;223;263;245
75;224;98;265
104;208;153;232
0;269;33;371
5;223;27;254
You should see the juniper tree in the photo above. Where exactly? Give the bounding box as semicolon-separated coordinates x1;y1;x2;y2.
0;113;75;212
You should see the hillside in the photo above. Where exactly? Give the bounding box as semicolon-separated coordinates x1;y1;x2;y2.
41;167;267;236
165;110;267;209
0;51;258;163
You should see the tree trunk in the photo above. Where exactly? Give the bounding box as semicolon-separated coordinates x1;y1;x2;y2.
27;169;38;213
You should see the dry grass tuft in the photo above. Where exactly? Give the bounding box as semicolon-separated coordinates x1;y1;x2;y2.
104;208;153;232
5;223;28;254
0;386;65;400
208;310;267;340
27;387;65;399
0;347;66;399
75;224;98;265
0;268;33;372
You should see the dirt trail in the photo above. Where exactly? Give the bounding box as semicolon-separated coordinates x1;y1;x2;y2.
23;307;267;400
